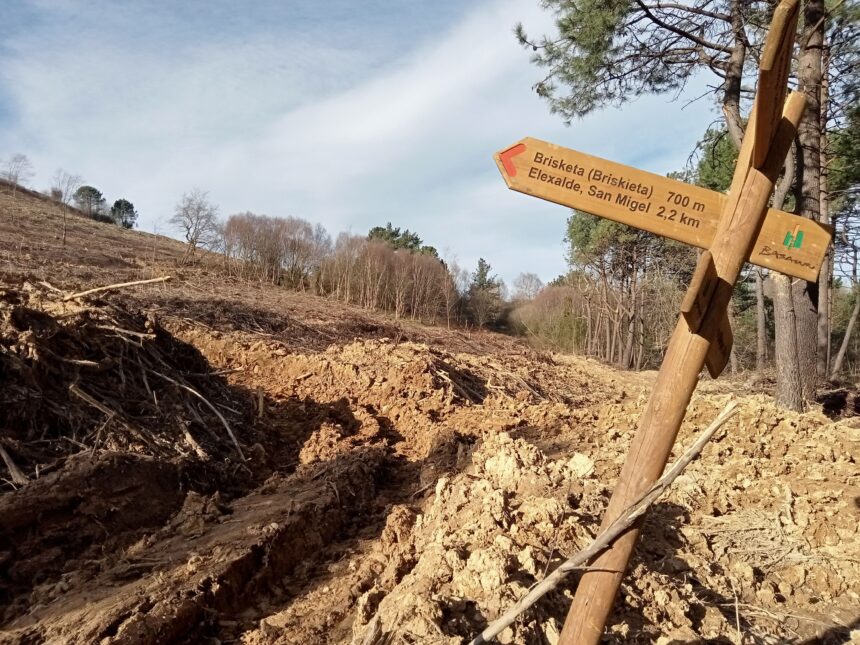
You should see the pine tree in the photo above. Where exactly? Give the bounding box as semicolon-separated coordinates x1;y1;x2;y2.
110;199;138;229
73;186;107;220
468;258;502;327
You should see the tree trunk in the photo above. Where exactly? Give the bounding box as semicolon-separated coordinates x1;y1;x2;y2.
830;290;860;380
721;0;747;149
770;0;824;410
817;250;832;376
774;274;805;409
622;277;637;369
792;0;825;401
772;142;805;408
635;310;646;370
793;279;818;402
604;308;612;362
756;269;767;369
719;0;747;376
817;45;832;377
584;298;592;353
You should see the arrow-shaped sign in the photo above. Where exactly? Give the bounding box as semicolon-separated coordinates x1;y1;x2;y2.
494;137;831;282
499;143;526;177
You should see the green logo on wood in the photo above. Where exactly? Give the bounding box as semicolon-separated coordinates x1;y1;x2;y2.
783;229;804;250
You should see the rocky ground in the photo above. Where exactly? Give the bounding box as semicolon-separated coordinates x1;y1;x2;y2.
0;193;858;644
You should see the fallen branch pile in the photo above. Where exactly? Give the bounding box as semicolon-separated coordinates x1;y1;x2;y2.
0;280;251;490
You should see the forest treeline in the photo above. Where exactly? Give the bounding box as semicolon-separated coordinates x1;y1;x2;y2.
220;213;473;326
160;147;860;388
7;103;859;398
167;198;507;330
0;158;508;331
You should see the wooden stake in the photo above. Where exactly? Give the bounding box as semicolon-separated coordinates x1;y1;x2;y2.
680;250;718;333
558;35;805;645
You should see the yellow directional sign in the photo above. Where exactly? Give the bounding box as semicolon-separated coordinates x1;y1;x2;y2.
495;137;830;282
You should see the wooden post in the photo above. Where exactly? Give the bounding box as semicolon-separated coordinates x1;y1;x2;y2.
557;2;803;642
491;1;831;640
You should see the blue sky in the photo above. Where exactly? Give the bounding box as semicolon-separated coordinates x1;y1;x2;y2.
0;0;719;285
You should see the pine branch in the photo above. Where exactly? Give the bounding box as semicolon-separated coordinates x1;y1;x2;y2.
633;0;734;53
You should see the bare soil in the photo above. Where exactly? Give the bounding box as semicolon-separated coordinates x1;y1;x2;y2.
1;190;858;644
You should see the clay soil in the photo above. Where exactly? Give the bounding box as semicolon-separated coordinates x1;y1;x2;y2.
0;193;858;644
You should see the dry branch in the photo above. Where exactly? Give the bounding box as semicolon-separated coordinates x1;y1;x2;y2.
37;345;112;370
2;282;253;489
148;369;246;461
69;383;153;449
94;325;157;340
0;444;29;486
183;427;211;461
37;280;63;293
63;276;171;301
468;400;739;645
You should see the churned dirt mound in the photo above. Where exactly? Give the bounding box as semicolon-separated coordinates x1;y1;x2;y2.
343;402;860;645
5;289;860;644
0;191;858;643
1;278;858;644
0;280;271;628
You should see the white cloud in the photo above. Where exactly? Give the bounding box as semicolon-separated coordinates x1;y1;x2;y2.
1;0;720;285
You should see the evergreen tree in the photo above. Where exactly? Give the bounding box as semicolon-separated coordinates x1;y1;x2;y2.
368;222;439;257
467;258;502;327
73;185;106;220
695;128;738;194
830;104;860;216
368;223;422;251
520;0;859;408
471;258;498;291
110;198;138;229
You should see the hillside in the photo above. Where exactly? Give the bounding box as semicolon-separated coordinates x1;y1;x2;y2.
0;187;858;644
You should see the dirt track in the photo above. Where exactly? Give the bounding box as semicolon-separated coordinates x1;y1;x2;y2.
0;201;859;643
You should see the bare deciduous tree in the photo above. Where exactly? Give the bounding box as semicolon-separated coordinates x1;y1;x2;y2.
440;258;464;329
52;169;82;247
170;189;220;260
220;212;332;288
2;154;34;199
218;213;483;326
512;272;543;301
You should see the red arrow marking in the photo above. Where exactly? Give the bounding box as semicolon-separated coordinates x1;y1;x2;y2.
499;143;526;177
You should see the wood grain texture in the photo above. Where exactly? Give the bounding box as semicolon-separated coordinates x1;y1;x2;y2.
681;250;718;334
754;0;800;167
705;307;733;378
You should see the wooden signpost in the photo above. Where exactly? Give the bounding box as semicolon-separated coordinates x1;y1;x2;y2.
495;138;830;283
492;0;830;642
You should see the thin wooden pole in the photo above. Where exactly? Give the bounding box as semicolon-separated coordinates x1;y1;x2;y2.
62;275;171;301
558;88;806;645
